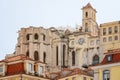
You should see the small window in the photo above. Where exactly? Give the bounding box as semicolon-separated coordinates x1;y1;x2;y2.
108;27;112;34
43;52;46;63
26;34;30;40
107;55;112;62
34;33;38;40
85;23;88;32
0;66;3;73
114;26;118;33
43;34;45;41
115;36;118;40
103;37;106;42
85;12;88;18
108;36;112;41
34;51;39;61
103;28;106;35
103;70;110;80
72;51;75;66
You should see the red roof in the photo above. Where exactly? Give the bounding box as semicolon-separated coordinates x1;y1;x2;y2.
6;62;25;75
101;53;120;65
50;68;93;79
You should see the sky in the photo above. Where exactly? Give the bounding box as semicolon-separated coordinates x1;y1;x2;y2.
0;0;120;59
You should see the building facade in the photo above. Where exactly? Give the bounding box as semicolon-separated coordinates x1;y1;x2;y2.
91;49;120;80
1;2;120;80
0;54;49;80
6;3;103;73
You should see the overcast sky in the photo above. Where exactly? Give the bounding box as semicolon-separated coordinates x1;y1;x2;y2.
0;0;120;59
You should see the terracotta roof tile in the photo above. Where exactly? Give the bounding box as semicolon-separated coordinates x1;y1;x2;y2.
6;62;25;75
93;49;120;67
101;53;120;65
50;68;93;79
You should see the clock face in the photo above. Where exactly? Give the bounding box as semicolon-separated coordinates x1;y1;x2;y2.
78;38;84;45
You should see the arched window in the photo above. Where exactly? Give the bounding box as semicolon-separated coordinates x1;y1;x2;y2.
34;33;38;40
56;46;58;66
26;51;29;57
85;23;88;32
43;52;46;63
34;51;39;61
43;34;45;41
63;45;66;66
26;34;30;40
103;70;110;80
92;55;99;65
85;12;88;18
72;51;75;66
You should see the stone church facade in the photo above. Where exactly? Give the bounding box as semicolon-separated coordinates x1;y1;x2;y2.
6;3;103;73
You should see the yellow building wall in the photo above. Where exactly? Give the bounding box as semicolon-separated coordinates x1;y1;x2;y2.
98;66;120;80
111;66;120;80
98;69;102;80
58;74;93;80
100;21;120;53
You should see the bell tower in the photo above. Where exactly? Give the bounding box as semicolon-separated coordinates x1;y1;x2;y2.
82;3;98;36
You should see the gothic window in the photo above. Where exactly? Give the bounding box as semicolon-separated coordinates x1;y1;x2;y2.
26;34;30;40
108;36;112;41
26;51;29;57
56;46;58;66
108;27;112;34
63;45;66;66
114;26;118;33
103;28;106;35
34;33;38;40
43;52;46;63
85;12;88;18
115;35;118;40
34;51;39;61
72;51;75;66
92;55;99;65
103;37;107;42
103;70;110;80
43;34;45;41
